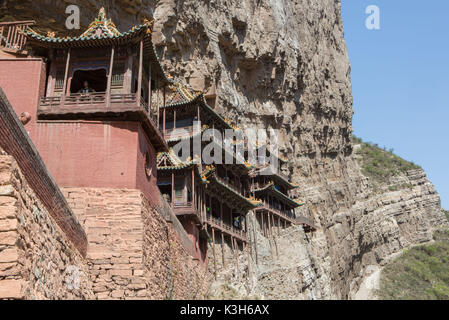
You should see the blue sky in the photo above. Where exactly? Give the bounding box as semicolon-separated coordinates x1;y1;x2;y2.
341;1;449;209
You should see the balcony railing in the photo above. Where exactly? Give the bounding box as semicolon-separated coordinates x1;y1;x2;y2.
295;215;316;229
0;21;35;52
215;175;244;197
38;92;156;123
257;202;316;230
207;215;246;239
164;125;201;140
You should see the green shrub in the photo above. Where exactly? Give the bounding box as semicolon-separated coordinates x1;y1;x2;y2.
353;135;421;185
378;229;449;300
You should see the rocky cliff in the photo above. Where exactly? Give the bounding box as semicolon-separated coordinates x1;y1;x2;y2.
1;0;447;299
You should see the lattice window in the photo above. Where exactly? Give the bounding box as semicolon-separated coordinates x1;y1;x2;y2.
111;62;125;87
54;68;65;91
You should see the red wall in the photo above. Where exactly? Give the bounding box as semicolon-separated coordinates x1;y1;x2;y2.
136;124;160;205
0;58;46;133
0;58;160;202
34;121;139;189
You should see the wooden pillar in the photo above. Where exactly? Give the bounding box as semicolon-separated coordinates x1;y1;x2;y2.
246;241;251;278
156;77;160;128
197;105;201;132
46;55;56;97
278;216;281;235
61;48;71;104
174;110;177;129
212;228;217;278
221;232;226;268
192;168;195;209
163;108;166;136
234;238;240;281
271;214;276;237
136;39;144;105
148;63;152;111
261;210;265;237
106;46;115;108
171;172;174;206
268;212;271;236
202;189;206;222
220;201;223;226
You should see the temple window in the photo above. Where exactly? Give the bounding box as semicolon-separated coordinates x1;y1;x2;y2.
111;62;125;88
70;69;107;94
54;68;65;92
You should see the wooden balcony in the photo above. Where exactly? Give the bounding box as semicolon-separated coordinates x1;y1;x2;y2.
37;92;168;151
171;201;202;223
164;126;201;141
206;215;247;242
0;21;35;53
255;203;316;232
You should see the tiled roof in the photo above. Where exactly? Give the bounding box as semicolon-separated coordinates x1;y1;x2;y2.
21;7;153;48
254;183;304;208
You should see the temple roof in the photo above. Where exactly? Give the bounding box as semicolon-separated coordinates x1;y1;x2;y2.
21;8;153;48
256;165;299;189
253;183;304;208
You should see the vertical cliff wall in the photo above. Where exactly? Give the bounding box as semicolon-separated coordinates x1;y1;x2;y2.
1;0;447;299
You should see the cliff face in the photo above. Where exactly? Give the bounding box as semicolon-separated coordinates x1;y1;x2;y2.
1;0;447;299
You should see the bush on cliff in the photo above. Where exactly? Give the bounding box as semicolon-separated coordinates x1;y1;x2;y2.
378;229;449;300
353;135;421;184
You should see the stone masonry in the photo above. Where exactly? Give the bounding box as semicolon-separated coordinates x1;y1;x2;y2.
0;154;93;299
62;188;210;300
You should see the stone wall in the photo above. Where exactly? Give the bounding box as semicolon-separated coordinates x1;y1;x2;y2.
63;187;210;300
0;154;93;299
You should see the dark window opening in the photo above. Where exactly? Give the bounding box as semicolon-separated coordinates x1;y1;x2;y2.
158;184;172;203
70;69;107;94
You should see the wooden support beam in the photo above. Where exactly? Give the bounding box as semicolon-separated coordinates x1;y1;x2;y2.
61;48;71;104
192;168;195;209
163;108;166;136
268;212;271;237
278;216;281;236
234;238;240;281
148;63;152;112
221;232;226;268
136;40;144;105
174;110;176;129
212;228;217;279
171;172;174;207
156;77;160;128
106;46;115;108
220;201;223;227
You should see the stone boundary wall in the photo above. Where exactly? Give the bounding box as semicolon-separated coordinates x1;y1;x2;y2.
150;191;195;256
63;188;210;299
141;196;210;299
0;154;93;299
0;87;87;256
